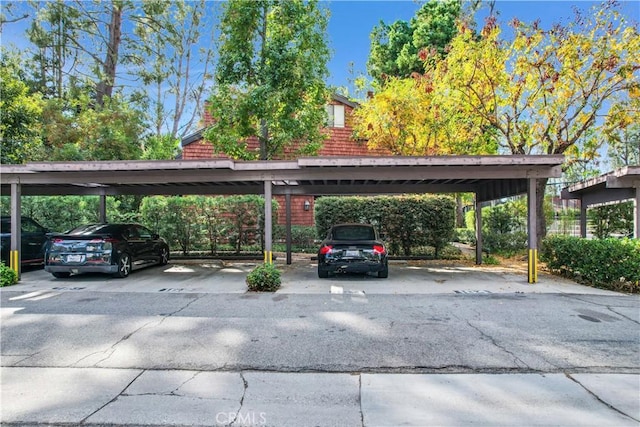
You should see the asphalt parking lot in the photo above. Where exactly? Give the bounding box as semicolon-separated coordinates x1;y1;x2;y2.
13;256;621;296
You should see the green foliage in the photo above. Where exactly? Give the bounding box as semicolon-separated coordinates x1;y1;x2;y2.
206;0;330;160
0;262;18;287
589;202;634;239
246;263;281;292
42;95;144;161
367;0;463;85
142;135;180;160
607;124;640;169
274;225;317;252
541;235;640;293
140;195;278;255
0;196;131;233
463;197;557;256
314;195;455;257
0;48;44;164
165;196;201;255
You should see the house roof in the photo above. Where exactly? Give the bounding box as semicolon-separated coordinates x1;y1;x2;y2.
181;93;360;148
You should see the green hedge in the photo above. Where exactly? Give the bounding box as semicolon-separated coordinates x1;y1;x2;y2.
140;195;278;255
541;235;640;293
315;195;455;257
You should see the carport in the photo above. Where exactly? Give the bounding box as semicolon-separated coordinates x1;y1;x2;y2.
561;165;640;238
1;155;563;282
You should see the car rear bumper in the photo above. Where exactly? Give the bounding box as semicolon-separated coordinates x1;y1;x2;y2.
319;259;387;274
45;264;118;274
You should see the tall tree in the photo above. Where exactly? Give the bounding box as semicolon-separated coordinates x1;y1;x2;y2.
367;0;464;86
205;0;330;160
353;76;498;155
427;3;640;243
134;0;216;140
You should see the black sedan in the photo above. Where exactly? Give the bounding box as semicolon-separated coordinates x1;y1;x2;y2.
1;216;49;266
45;223;170;279
317;223;388;278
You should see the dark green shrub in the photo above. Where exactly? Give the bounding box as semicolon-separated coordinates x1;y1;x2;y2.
484;231;528;257
274;225;317;252
0;262;18;287
589;201;634;239
314;195;455;258
246;263;281;292
454;228;477;246
541;235;640;293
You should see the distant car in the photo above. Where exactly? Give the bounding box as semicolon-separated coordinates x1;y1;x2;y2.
1;216;49;266
45;223;170;279
317;223;388;278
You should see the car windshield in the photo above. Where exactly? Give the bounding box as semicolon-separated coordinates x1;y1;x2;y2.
332;225;375;241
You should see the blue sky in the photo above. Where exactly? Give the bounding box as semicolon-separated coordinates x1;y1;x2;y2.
326;0;640;91
4;0;638;91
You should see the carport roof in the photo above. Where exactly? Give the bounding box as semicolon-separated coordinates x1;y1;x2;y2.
1;155;563;202
561;165;640;206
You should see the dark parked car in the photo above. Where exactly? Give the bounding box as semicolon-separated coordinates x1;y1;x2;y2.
317;223;388;278
45;223;170;279
1;216;49;266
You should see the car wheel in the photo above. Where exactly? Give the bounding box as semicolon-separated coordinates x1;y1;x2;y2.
114;253;131;278
159;247;169;265
377;266;389;278
52;272;71;279
318;265;329;278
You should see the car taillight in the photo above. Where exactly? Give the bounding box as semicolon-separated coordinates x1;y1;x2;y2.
373;245;386;255
319;245;333;255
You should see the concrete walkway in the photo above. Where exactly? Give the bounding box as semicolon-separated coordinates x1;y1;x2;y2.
2;367;638;426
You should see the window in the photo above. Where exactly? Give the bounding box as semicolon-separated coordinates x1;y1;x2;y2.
325;104;345;128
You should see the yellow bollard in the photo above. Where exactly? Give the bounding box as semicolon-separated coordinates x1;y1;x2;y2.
10;250;19;273
528;249;538;284
263;251;273;264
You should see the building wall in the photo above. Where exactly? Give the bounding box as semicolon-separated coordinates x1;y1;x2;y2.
182;97;389;226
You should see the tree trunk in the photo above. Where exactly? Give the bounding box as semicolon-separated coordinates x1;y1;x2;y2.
260;119;268;160
96;2;122;107
535;177;549;248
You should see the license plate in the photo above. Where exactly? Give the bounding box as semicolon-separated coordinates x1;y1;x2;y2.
345;250;360;257
66;254;85;263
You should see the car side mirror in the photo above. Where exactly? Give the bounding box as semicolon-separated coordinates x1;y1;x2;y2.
153;233;160;240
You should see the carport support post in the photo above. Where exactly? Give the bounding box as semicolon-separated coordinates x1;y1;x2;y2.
10;183;21;279
580;200;587;238
634;187;640;239
285;192;292;265
475;196;483;265
99;193;107;223
527;178;538;284
264;180;273;264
